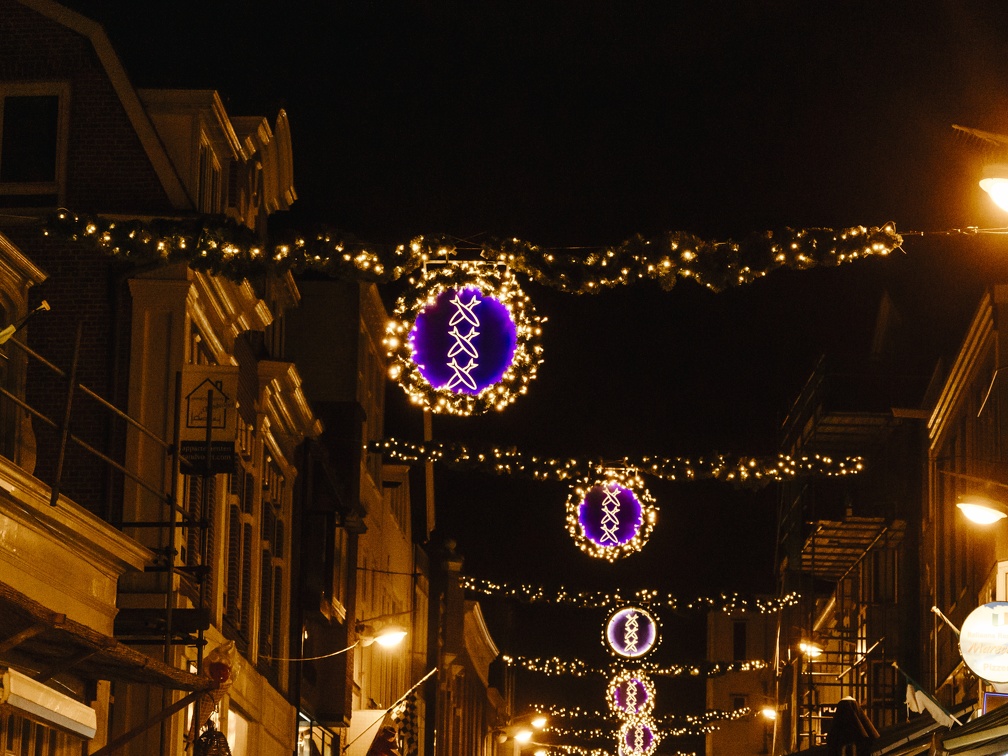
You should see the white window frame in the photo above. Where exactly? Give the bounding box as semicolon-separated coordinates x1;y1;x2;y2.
0;82;70;205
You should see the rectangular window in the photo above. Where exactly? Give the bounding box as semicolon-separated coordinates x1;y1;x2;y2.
197;136;222;214
0;84;68;206
733;620;747;661
0;712;80;756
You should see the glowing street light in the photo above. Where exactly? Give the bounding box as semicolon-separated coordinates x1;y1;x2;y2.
956;496;1008;526
980;164;1008;212
799;640;823;659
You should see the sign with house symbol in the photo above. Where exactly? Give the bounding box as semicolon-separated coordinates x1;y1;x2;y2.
179;365;239;474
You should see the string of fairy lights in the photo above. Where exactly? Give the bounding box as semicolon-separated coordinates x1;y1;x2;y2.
371;438;863;486
44;210;903;294
462;575;801;613
502;653;769;678
534;704;751;728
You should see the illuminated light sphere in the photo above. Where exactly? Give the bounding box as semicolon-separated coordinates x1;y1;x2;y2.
608;669;656;719
605;606;659;658
387;261;543;416
565;471;657;561
618;717;658;756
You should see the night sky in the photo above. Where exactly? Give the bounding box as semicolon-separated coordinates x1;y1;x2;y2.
54;0;1008;750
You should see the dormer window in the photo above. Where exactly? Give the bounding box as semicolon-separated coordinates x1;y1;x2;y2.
0;83;68;207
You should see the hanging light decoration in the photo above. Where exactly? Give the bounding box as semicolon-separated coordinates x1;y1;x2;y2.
608;670;656;719
604;606;660;658
566;470;657;561
617;717;659;756
385;259;544;415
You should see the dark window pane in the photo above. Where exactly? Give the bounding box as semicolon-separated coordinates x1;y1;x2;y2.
733;620;747;661
1;95;58;183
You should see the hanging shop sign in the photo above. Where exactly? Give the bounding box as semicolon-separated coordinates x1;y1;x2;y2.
605;606;659;658
618;717;658;756
566;471;657;561
386;261;543;416
179;365;239;474
960;602;1008;684
608;670;656;719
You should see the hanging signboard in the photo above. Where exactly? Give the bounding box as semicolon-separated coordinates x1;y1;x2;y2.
179;365;239;474
960;602;1008;684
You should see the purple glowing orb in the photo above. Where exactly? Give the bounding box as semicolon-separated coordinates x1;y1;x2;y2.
409;287;517;395
612;678;651;716
606;606;658;658
578;483;644;548
619;720;656;756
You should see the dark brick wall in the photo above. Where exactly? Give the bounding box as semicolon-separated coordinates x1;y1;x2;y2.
0;0;188;516
0;0;180;213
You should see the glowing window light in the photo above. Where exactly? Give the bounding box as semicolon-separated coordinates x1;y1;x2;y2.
605;606;659;658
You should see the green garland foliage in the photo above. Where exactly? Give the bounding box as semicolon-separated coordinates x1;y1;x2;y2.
45;210;902;294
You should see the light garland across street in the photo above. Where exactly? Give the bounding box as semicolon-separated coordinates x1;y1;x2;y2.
372;438;863;486
462;575;801;613
44;210;902;294
501;654;769;678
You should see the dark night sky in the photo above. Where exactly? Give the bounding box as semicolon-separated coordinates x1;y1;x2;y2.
53;0;1008;748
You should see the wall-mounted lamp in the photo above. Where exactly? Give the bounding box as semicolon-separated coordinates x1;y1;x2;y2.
957;495;1008;525
495;712;548;748
938;470;1008;525
799;640;823;659
354;609;413;648
981;164;1008;212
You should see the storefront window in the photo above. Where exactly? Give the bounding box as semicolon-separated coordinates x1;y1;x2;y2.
0;712;81;756
226;707;249;755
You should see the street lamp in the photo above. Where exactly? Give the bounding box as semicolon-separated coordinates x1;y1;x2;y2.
799;640;823;659
354;609;412;648
957;494;1008;525
494;712;548;754
980;164;1008;212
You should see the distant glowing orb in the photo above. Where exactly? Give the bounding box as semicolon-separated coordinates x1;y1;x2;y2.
618;718;658;756
605;606;659;658
608;670;656;719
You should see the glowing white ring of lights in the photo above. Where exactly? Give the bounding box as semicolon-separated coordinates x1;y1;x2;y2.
386;261;543;416
604;606;660;658
565;470;657;561
607;669;656;719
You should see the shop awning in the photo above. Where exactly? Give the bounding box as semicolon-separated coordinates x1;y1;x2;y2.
0;580;212;692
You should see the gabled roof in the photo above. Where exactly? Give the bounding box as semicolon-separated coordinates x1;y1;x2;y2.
15;0;192;209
